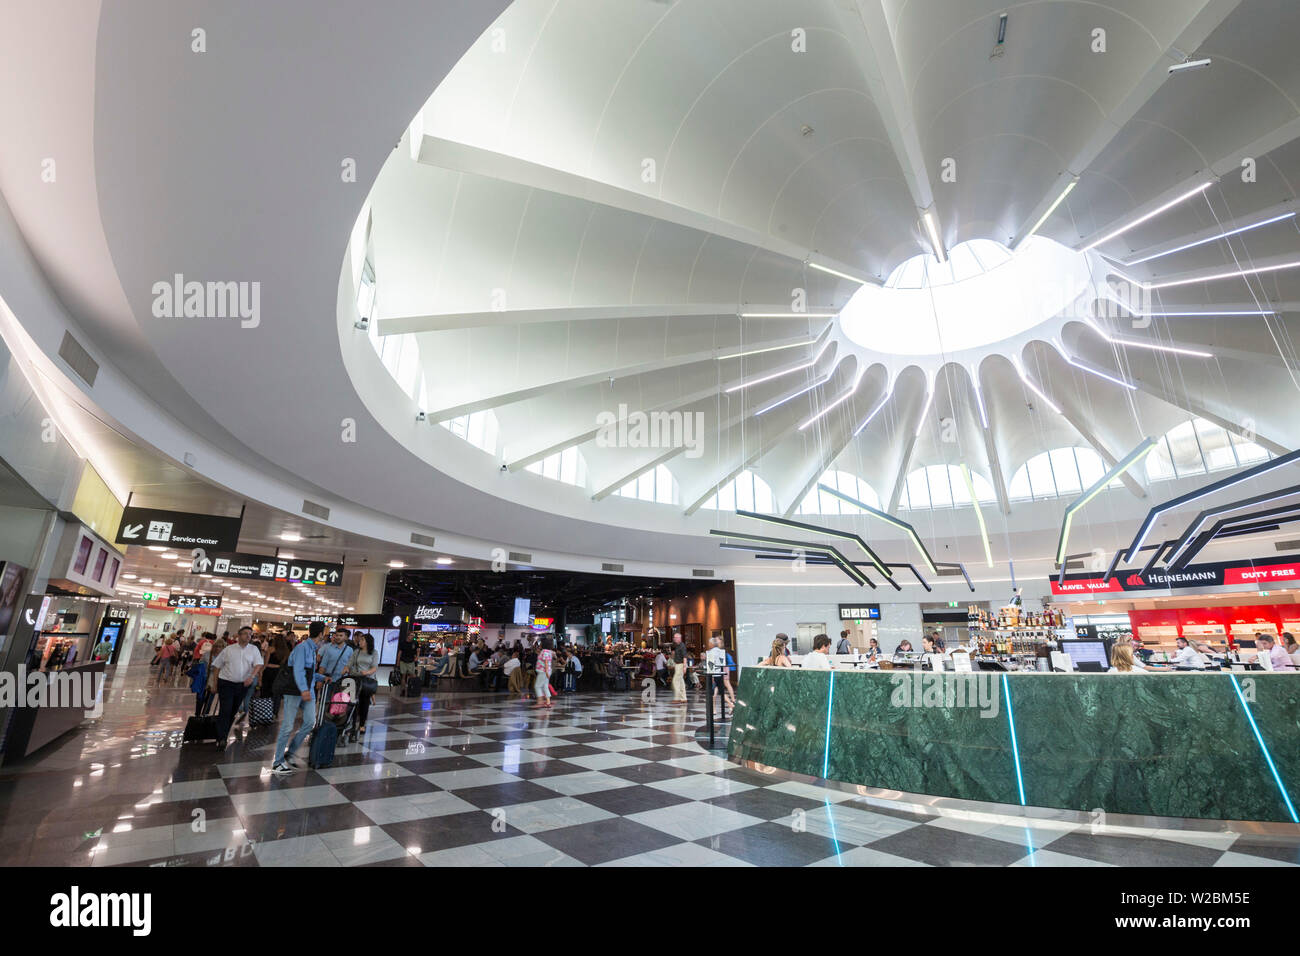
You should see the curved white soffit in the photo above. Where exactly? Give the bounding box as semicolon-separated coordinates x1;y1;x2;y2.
0;0;746;575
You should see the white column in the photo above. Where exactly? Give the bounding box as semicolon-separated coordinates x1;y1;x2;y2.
356;569;388;615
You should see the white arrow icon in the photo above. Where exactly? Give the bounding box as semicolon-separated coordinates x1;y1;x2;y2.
329;570;339;583
122;524;144;539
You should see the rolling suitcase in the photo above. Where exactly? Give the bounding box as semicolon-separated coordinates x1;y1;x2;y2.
183;694;219;744
404;674;422;697
307;683;338;768
249;696;275;726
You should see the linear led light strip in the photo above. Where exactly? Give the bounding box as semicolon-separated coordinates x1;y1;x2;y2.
1148;258;1300;290
799;372;864;430
1055;438;1156;580
734;508;893;582
739;312;838;318
756;371;833;416
1164;484;1300;570
1174;503;1300;569
922;210;946;263
1011;358;1061;414
708;528;872;587
1082;181;1212;252
960;464;994;568
807;261;867;285
1117;446;1300;566
1017;178;1077;249
725;337;834;394
1127;211;1296;265
715;336;819;361
1140;310;1275;317
1048;340;1137;390
853;387;893;437
816;484;939;575
972;378;989;429
1080;315;1212;358
913;386;934;438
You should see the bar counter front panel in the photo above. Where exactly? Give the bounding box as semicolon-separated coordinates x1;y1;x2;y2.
727;669;1299;823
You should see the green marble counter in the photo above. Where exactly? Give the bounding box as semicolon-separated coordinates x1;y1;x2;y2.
727;668;1300;823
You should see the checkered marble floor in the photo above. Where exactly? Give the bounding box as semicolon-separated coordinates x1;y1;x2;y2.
1;664;1297;867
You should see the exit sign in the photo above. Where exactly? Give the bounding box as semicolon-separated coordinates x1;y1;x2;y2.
142;591;155;600
947;601;959;608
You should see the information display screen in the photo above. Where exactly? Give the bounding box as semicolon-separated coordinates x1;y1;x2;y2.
1059;639;1110;671
513;597;531;625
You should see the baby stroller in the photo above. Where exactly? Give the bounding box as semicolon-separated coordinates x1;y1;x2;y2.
323;676;362;744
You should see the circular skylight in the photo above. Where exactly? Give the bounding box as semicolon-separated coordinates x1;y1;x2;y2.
838;236;1095;356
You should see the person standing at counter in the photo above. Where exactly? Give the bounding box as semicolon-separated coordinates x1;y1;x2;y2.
801;634;834;669
1169;637;1206;668
760;640;792;667
1258;635;1296;671
836;630;852;655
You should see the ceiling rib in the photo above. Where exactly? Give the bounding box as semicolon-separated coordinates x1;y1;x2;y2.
377;303;781;336
1076;114;1300;253
1126;373;1291;456
427;329;820;420
414;134;875;285
1011;0;1245;246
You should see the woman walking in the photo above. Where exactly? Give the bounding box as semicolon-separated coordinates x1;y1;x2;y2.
532;636;555;709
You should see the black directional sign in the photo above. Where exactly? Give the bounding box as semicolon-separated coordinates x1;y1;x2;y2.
193;550;344;588
115;506;242;551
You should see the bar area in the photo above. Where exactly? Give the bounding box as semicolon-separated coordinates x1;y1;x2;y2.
729;668;1300;823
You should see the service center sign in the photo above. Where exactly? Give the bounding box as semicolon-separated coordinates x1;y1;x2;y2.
115;506;242;551
1050;554;1300;595
194;551;343;588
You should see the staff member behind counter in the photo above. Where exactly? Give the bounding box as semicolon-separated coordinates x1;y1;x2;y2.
1168;636;1207;668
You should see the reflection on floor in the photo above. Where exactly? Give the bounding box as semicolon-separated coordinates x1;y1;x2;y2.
1;662;1297;867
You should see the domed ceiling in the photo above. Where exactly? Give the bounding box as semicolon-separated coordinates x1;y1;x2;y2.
347;0;1300;535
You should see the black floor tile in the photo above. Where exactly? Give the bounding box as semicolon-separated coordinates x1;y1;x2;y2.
702;821;850;866
533;817;682;866
380;811;520;853
448;780;558;809
330;775;439;801
704;788;825;821
866;824;1035;867
239;803;375;842
603;762;696;784
1044;831;1225;868
576;785;693;816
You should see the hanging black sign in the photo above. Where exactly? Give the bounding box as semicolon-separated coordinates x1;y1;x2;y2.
194;551;343;588
115;506;242;551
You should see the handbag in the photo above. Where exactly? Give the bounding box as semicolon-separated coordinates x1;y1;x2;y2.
358;675;378;695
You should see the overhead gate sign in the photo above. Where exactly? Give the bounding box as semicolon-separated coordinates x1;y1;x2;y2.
115;506;242;551
194;550;343;588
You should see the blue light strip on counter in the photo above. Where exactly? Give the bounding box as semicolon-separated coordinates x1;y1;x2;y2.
1002;675;1026;806
822;670;836;780
1229;675;1298;823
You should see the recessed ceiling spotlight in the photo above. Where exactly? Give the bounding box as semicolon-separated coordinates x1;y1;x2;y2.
122;574;137;580
436;557;453;565
280;533;301;542
279;553;295;560
800;124;813;137
388;561;405;568
147;546;166;552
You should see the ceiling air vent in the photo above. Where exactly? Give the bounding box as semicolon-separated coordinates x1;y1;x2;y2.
508;551;532;563
935;566;964;577
58;332;98;387
409;532;436;548
301;499;330;520
1275;540;1300;552
601;562;624;573
692;569;715;578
